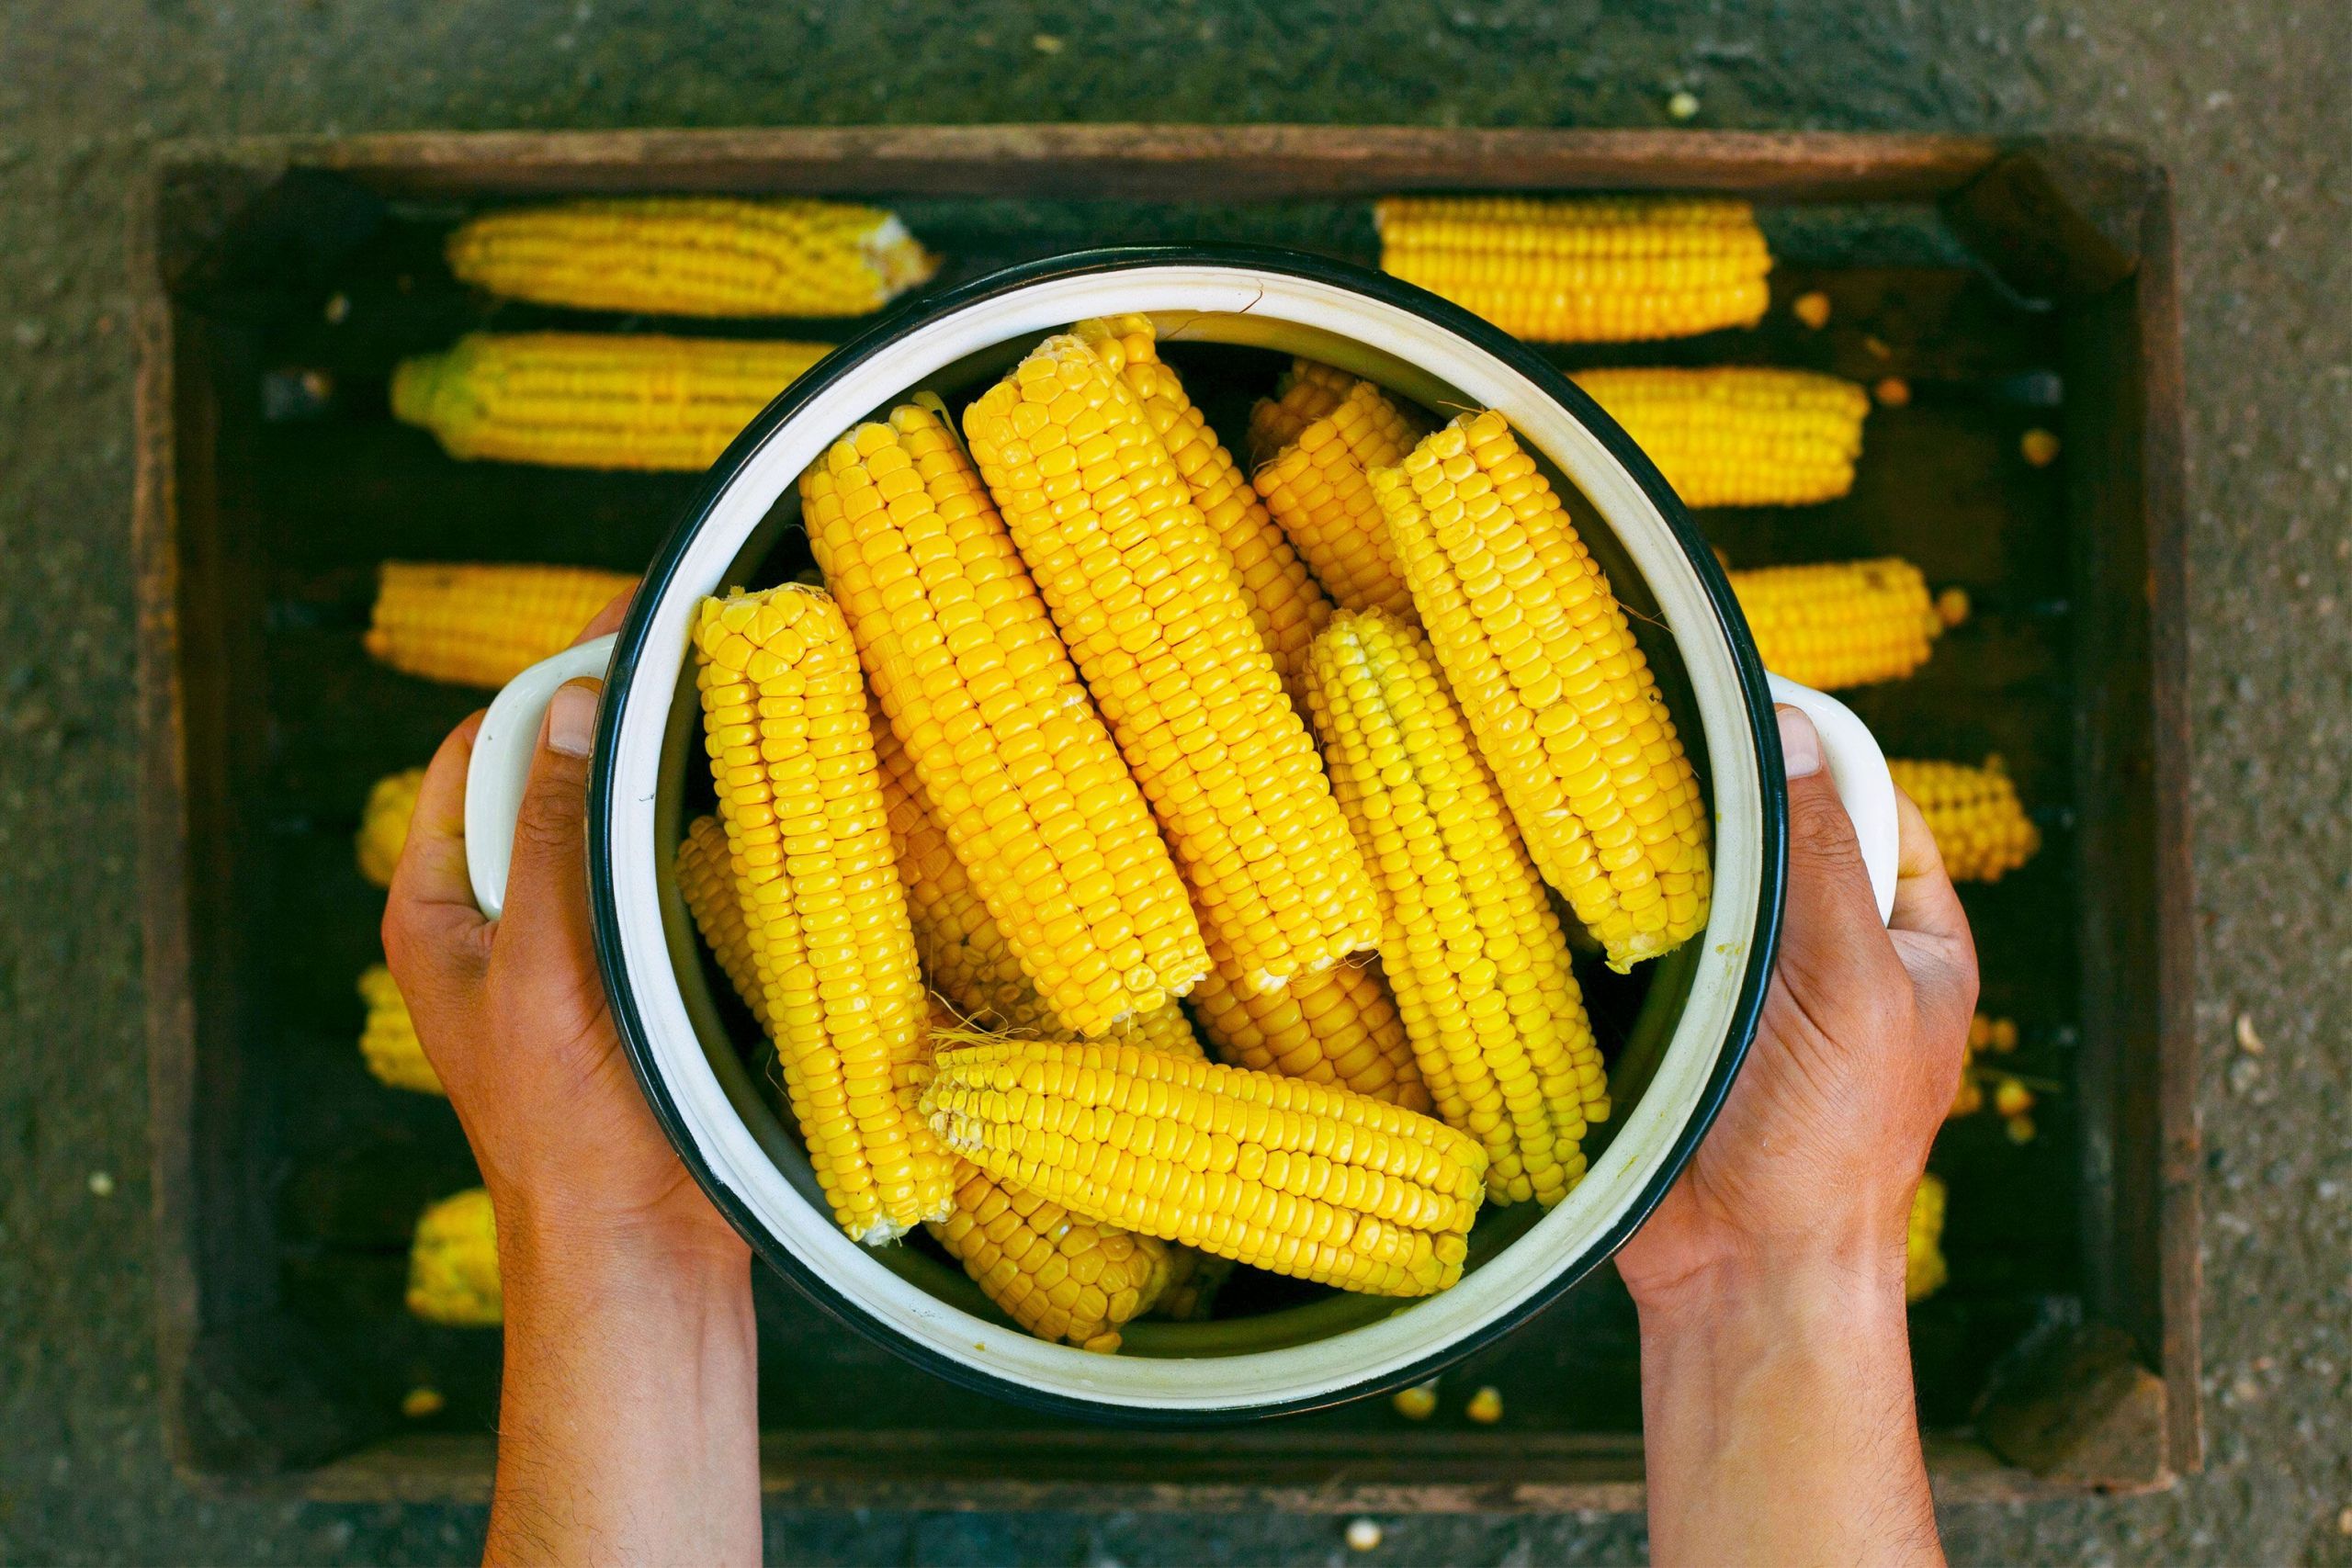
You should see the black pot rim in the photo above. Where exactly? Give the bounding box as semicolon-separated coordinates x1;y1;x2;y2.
587;243;1789;1427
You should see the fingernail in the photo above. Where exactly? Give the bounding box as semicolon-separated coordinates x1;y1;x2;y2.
547;681;598;758
1777;705;1821;780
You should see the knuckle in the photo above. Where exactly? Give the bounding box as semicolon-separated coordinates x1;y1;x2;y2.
512;773;587;860
1787;793;1863;868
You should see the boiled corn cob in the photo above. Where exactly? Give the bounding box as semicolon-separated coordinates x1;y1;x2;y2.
1152;1249;1235;1321
871;717;1204;1061
408;1189;501;1327
1726;558;1959;691
1305;611;1608;1207
365;562;635;688
1890;757;2041;883
1189;958;1430;1113
445;197;937;319
964;333;1380;994
1376;196;1772;343
694;585;954;1244
929;1158;1174;1352
676;813;771;1031
922;1037;1487;1296
356;767;425;887
392;333;831;471
801;400;1209;1036
1375;412;1711;971
357;964;443;1095
1571;367;1870;507
1905;1173;1948;1303
1076;317;1333;688
1949;1012;2020;1119
1248;358;1357;466
1252;378;1425;618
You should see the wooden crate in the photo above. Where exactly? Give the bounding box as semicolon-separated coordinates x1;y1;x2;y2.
132;126;2196;1507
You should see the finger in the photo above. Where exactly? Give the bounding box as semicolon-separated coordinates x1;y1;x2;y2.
384;712;490;966
494;677;603;965
1889;789;1971;948
1776;705;1882;935
569;586;637;649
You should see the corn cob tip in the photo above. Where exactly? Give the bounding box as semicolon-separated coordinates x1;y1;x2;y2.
389;351;450;429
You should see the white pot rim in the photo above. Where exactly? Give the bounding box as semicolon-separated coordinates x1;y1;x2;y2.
583;246;1789;1420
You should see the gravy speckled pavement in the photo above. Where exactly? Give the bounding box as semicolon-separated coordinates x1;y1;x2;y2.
4;3;2346;1562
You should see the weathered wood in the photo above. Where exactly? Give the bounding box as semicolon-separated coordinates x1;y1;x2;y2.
1979;1323;2173;1492
1942;142;2154;302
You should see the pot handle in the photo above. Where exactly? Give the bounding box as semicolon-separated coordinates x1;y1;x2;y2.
1764;673;1899;926
463;634;619;919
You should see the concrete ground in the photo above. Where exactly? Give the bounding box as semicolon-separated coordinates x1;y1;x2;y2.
3;0;2347;1562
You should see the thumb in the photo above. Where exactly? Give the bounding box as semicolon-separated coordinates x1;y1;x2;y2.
496;677;602;959
1775;704;1886;967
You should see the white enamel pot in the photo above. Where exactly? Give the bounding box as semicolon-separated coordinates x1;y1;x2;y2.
462;246;1900;1423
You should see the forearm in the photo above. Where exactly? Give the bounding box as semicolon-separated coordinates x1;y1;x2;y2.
487;1214;760;1567
1636;1255;1940;1568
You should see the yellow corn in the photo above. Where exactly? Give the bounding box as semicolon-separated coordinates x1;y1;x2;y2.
365;561;634;688
1890;758;2041;883
929;1160;1173;1352
964;333;1379;994
392;333;831;471
1248;358;1357;466
1376;196;1771;343
1252;378;1425;618
407;1189;501;1327
676;813;771;1031
694;585;954;1244
357;964;443;1095
1305;611;1608;1207
802;401;1209;1037
922;1037;1487;1296
1375;412;1711;972
1189;958;1430;1113
1727;558;1959;691
1906;1173;1948;1303
1948;1012;2021;1119
1151;1249;1234;1321
1571;367;1871;507
445;197;937;318
1076;318;1333;689
356;767;425;887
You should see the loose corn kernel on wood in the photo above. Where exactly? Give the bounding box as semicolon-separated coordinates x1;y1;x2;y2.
1891;757;2042;883
694;585;954;1244
923;1037;1487;1296
1189;956;1431;1113
964;333;1380;996
1253;378;1426;618
407;1189;501;1327
1376;197;1772;343
392;333;831;471
1571;367;1871;508
1249;358;1357;467
1792;289;1832;329
1375;412;1712;972
365;561;636;689
1464;1385;1504;1424
446;197;937;318
1077;317;1334;691
1948;1013;2021;1120
357;964;443;1096
1906;1173;1948;1303
1305;612;1608;1208
803;400;1209;1037
356;767;425;887
1726;558;1952;691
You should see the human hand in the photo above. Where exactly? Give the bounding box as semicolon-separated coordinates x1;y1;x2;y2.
1615;704;1979;1313
383;592;747;1276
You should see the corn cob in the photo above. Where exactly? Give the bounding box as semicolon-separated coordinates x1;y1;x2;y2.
694;585;954;1244
1727;558;1958;691
1571;367;1871;508
922;1037;1487;1296
357;964;443;1095
964;333;1380;995
1905;1173;1948;1303
392;333;831;471
356;767;425;887
1252;378;1425;618
1151;1249;1235;1321
677;812;771;1031
1305;611;1608;1207
365;562;635;688
1248;358;1357;466
445;197;938;319
1890;758;2041;883
1376;412;1711;972
802;401;1210;1037
1949;1012;2020;1119
1189;958;1430;1113
1376;197;1772;343
408;1189;502;1326
1075;317;1333;689
929;1158;1174;1352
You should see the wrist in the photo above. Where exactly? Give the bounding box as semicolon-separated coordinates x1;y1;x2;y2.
1628;1220;1908;1336
493;1185;751;1310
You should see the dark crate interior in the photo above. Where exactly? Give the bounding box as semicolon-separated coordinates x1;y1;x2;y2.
144;135;2188;1502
